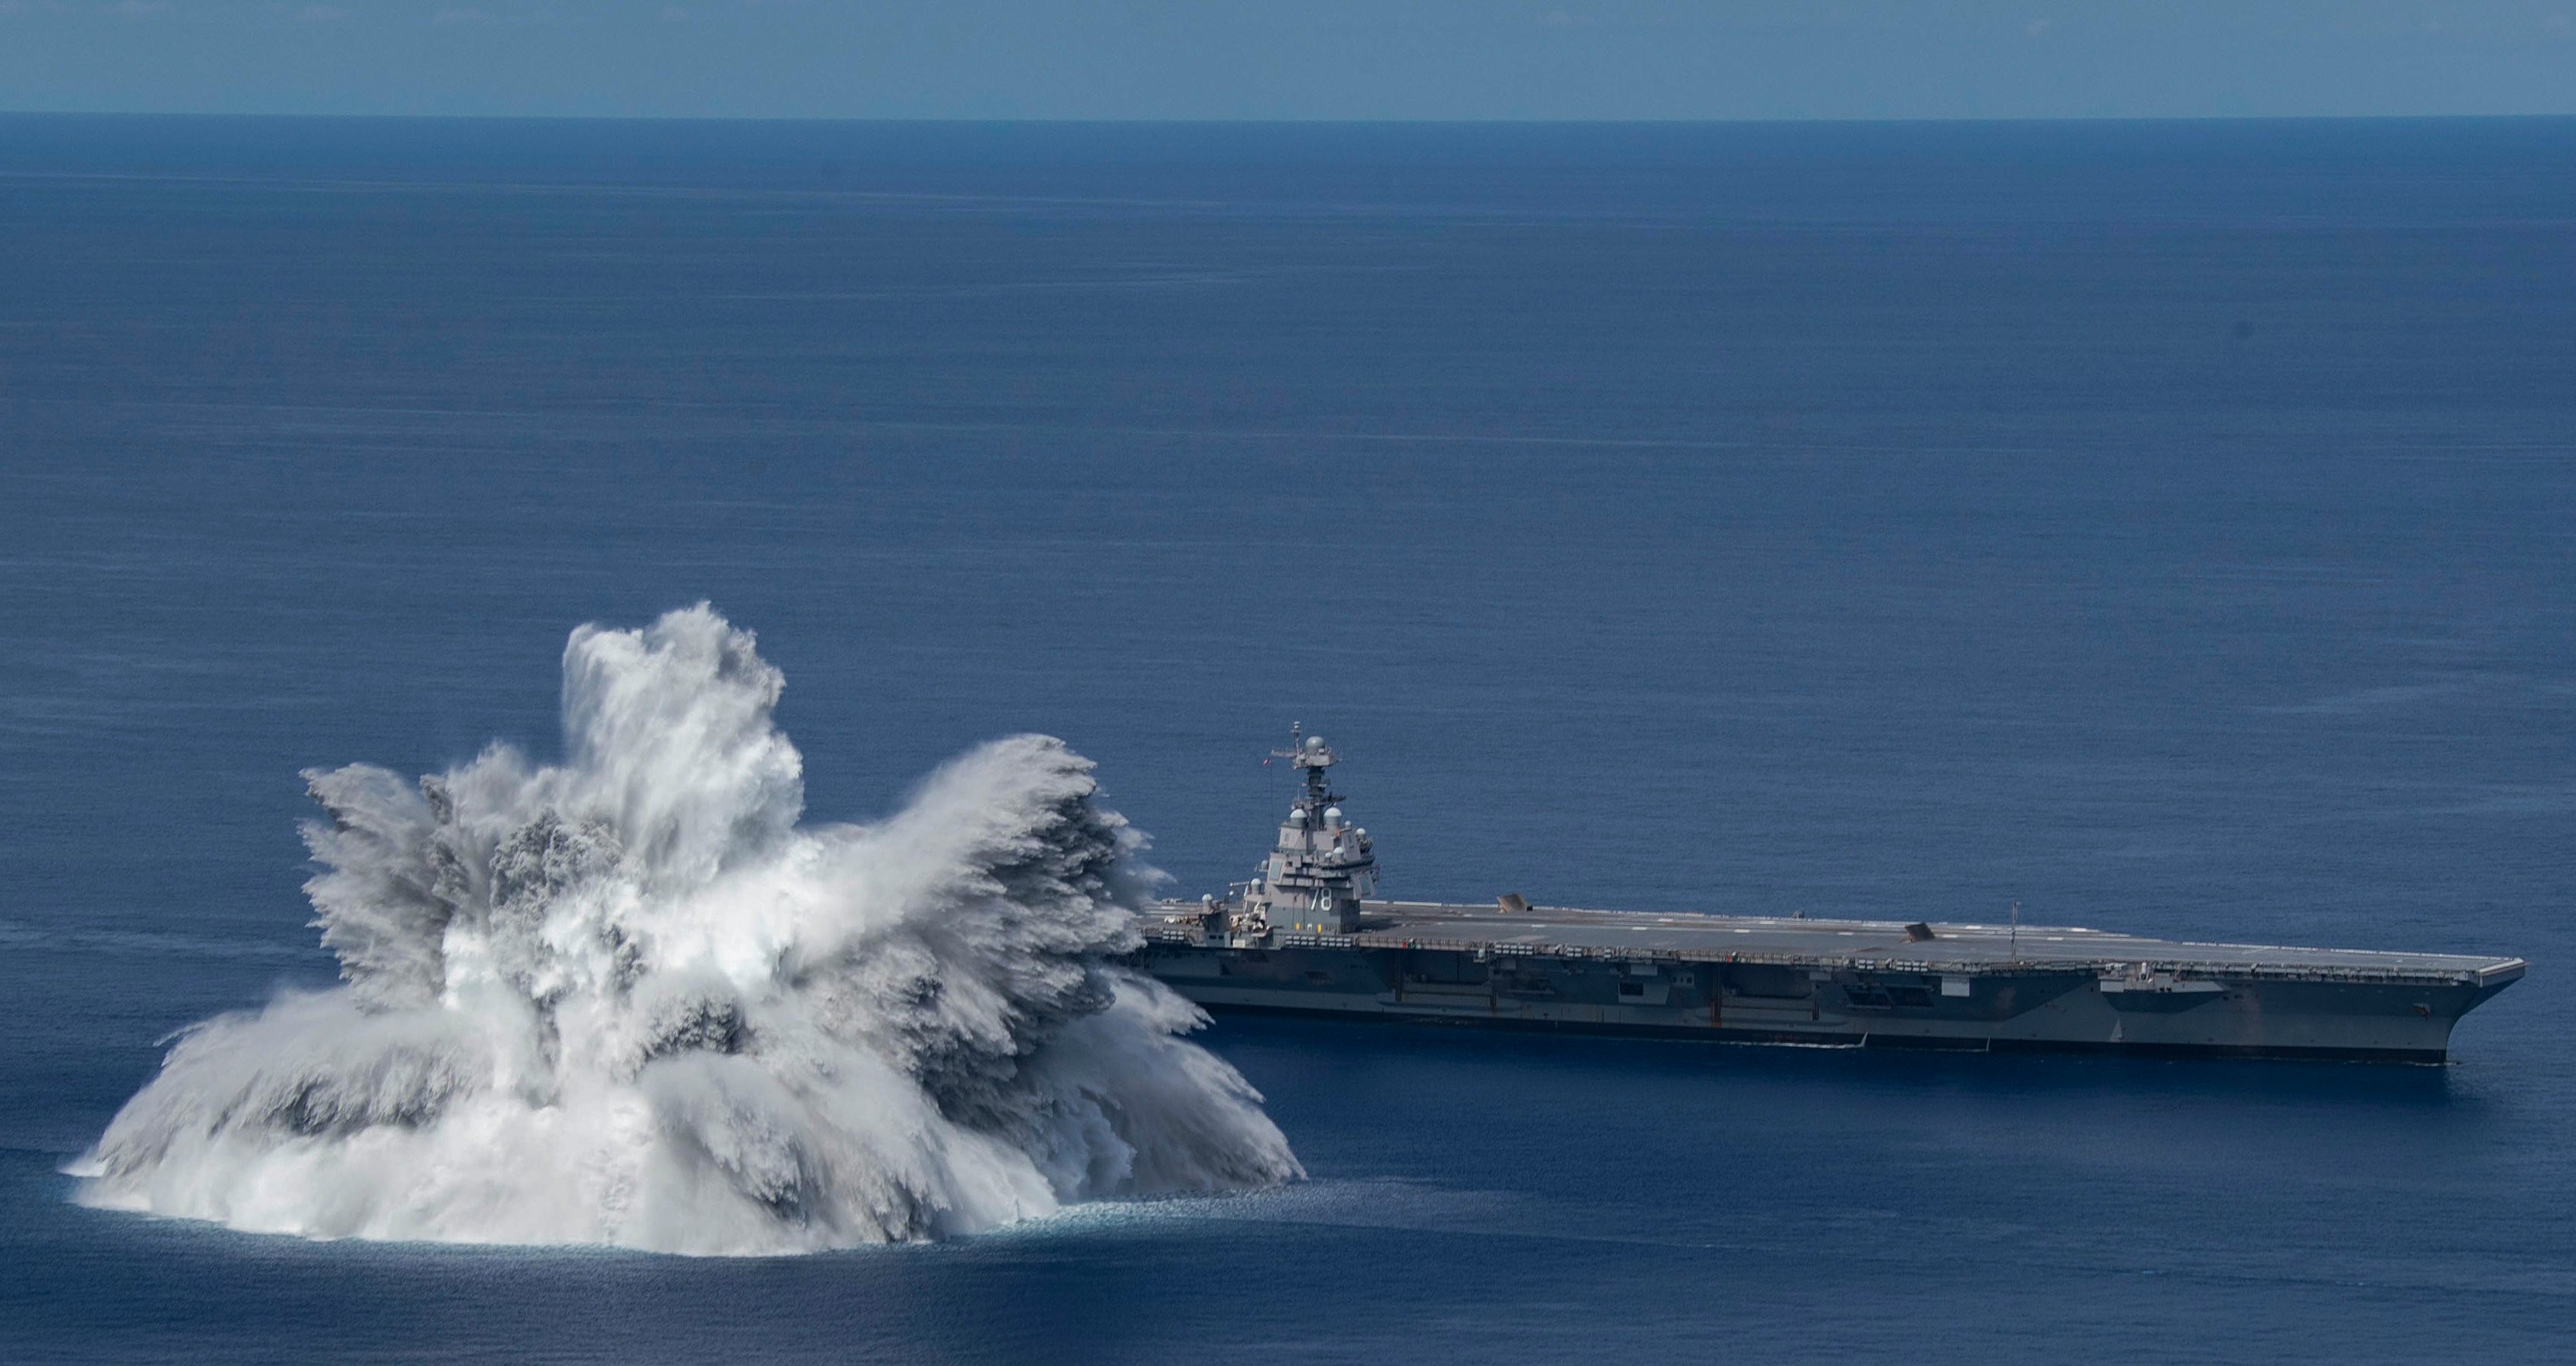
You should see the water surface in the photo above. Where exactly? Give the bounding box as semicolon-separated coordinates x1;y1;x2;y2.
2;115;2571;1364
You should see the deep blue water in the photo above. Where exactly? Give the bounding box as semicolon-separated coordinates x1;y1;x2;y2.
3;116;2573;1364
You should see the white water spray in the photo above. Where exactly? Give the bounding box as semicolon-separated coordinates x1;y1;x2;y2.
73;606;1299;1253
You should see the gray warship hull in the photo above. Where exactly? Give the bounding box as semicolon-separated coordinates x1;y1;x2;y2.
1142;900;2524;1063
1148;730;2524;1063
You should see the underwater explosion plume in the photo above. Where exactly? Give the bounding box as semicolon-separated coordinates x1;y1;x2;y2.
73;606;1300;1253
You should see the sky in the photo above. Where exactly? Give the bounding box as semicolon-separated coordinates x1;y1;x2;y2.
1;2;2572;120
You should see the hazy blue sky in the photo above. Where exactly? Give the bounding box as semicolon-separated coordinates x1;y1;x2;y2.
2;2;2571;119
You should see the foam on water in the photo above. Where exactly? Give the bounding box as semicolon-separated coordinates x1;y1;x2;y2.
70;606;1299;1254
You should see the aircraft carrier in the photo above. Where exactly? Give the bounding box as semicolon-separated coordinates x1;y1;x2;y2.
1139;730;2526;1063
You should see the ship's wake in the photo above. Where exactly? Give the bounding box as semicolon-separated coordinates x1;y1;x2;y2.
71;606;1299;1254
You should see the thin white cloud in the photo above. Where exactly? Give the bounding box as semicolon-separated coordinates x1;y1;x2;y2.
427;4;557;25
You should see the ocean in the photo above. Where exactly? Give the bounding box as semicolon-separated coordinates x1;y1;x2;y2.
2;115;2571;1363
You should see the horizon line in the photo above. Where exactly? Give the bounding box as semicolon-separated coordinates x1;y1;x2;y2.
5;110;2575;127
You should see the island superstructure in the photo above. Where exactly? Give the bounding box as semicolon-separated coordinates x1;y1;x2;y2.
1139;729;2525;1062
